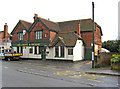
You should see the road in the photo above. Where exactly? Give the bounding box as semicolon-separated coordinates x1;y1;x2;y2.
1;59;119;87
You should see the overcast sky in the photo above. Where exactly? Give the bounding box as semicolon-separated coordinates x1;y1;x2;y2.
0;0;119;42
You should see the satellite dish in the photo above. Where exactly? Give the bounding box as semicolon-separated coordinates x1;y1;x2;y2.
23;30;26;35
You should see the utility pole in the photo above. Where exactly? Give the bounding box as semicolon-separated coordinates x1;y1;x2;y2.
92;2;95;68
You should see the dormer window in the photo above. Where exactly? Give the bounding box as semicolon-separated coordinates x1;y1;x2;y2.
17;32;23;40
35;31;42;40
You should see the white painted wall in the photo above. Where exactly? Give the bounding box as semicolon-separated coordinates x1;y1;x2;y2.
73;40;84;61
12;40;84;61
0;41;11;58
47;46;73;60
0;41;11;49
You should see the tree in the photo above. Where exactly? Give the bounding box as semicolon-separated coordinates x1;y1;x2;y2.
102;40;120;52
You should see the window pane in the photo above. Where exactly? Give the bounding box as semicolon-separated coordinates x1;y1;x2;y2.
55;46;59;57
29;48;33;53
18;33;23;40
61;46;64;57
71;49;73;55
34;46;37;54
68;49;73;55
35;31;42;39
40;31;42;39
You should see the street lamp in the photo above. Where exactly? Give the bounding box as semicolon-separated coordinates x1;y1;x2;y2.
92;2;95;68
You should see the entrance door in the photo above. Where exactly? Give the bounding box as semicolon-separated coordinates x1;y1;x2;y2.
41;47;46;60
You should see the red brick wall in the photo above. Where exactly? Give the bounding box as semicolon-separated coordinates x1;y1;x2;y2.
12;34;17;41
94;26;102;51
81;26;102;51
43;30;49;40
81;32;93;49
12;23;28;41
30;31;35;40
30;21;50;40
99;52;113;66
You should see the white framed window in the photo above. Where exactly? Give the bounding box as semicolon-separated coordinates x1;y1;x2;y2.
68;49;73;55
55;46;64;57
35;31;42;40
18;33;23;40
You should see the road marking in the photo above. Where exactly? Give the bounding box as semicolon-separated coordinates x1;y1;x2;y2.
54;70;80;76
40;71;46;72
24;67;28;69
83;74;105;79
88;79;103;82
69;74;82;79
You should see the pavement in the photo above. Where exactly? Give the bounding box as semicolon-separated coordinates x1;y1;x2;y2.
86;68;120;76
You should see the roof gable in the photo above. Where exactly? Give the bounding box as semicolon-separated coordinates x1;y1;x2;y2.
11;20;32;35
49;32;82;47
53;38;65;47
29;17;60;32
29;18;48;32
20;20;32;30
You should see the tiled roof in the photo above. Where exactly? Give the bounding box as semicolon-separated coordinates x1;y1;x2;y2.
38;17;60;32
20;20;32;30
11;20;32;34
58;18;99;32
49;32;82;47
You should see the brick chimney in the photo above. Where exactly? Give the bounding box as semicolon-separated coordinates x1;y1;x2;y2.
77;23;81;37
4;23;8;41
33;14;38;21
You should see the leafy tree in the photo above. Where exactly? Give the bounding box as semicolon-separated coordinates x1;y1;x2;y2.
102;40;120;52
118;45;120;53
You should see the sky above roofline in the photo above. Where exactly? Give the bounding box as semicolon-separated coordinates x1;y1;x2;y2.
0;0;119;42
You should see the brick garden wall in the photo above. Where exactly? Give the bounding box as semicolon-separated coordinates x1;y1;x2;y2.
98;52;114;67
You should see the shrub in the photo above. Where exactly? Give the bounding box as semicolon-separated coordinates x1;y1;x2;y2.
111;54;120;63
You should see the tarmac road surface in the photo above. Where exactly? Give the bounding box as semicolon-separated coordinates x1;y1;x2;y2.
1;59;119;88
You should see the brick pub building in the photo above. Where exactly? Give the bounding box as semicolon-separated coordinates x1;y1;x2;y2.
11;14;102;61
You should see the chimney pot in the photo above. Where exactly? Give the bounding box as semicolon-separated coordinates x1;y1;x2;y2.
33;14;38;21
34;14;38;17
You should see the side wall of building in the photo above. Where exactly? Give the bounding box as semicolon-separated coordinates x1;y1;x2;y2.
73;40;84;61
81;26;102;60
